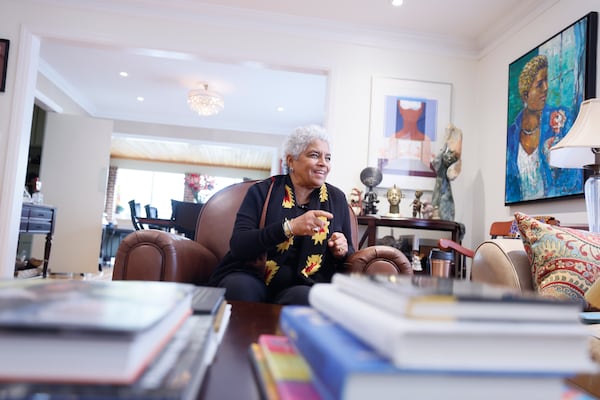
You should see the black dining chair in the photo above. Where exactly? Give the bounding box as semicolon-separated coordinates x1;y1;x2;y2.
170;199;203;240
144;204;171;231
144;204;163;230
128;200;144;230
145;204;159;219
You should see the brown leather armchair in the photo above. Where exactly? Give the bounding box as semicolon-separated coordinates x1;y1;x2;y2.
113;180;412;284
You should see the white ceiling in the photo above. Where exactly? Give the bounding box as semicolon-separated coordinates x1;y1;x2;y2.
35;0;556;169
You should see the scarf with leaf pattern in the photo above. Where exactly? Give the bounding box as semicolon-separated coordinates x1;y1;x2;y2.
263;175;333;291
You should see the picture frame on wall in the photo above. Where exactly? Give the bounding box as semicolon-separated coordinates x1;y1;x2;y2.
368;77;453;191
504;11;597;205
0;39;9;93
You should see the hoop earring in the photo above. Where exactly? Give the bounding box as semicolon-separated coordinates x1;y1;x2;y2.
289;167;294;173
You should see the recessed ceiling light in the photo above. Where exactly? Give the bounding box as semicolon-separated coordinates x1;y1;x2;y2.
277;106;284;112
391;0;403;6
136;96;144;102
119;71;128;77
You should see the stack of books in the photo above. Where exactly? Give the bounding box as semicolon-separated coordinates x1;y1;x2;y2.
0;279;229;400
253;274;597;400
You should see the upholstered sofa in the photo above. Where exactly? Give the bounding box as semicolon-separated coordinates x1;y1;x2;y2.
470;212;599;308
113;180;413;284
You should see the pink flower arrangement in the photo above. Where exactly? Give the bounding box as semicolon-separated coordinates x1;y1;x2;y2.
185;173;215;203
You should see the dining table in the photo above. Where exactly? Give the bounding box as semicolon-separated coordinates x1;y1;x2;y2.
136;217;174;231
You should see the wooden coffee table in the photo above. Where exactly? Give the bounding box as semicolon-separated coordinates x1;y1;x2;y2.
198;301;600;399
198;301;282;399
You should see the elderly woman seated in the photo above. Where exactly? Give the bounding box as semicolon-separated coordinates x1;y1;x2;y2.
208;125;354;305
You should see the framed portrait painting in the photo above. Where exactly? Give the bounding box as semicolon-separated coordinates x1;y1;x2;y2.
368;77;453;191
504;12;597;205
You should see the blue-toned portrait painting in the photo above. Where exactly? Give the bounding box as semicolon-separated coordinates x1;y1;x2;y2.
505;12;597;205
377;95;438;178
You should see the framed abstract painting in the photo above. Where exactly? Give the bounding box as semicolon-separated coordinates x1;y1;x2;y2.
368;77;453;191
504;12;597;205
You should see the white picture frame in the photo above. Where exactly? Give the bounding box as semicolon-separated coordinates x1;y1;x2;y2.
368;77;453;191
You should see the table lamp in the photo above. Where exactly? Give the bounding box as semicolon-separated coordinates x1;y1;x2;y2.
549;98;600;232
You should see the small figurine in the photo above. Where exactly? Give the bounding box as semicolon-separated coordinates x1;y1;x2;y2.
411;250;423;272
360;167;382;216
412;190;423;218
349;188;363;216
421;201;434;219
432;205;441;220
386;185;401;216
363;189;379;215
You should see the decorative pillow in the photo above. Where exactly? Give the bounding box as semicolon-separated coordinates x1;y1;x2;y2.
515;212;600;308
508;215;558;237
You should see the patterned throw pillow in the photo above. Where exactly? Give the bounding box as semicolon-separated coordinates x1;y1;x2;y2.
508;215;558;237
515;212;600;308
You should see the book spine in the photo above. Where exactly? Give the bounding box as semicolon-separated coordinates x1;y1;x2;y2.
249;343;279;400
279;306;392;400
258;334;322;400
309;284;400;364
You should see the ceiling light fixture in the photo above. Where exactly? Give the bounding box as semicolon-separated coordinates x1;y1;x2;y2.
391;0;403;6
187;83;224;116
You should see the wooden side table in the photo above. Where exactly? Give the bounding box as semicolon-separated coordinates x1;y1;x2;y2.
357;215;464;247
357;215;465;277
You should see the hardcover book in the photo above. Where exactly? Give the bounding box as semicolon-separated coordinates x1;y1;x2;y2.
332;273;583;323
203;301;232;367
258;334;322;400
249;342;280;400
191;286;225;315
309;283;595;374
280;306;567;400
0;279;197;383
0;314;215;400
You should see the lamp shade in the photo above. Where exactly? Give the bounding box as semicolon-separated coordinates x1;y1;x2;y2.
549;98;600;168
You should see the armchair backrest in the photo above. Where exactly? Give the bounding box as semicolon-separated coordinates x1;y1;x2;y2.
194;180;359;264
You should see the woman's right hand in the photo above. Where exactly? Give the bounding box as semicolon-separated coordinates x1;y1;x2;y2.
288;210;333;236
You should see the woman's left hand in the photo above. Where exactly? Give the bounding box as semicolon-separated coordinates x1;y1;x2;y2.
328;232;348;259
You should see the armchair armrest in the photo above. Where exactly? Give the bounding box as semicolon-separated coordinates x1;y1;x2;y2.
345;245;413;275
113;230;218;284
471;239;532;291
438;238;475;258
